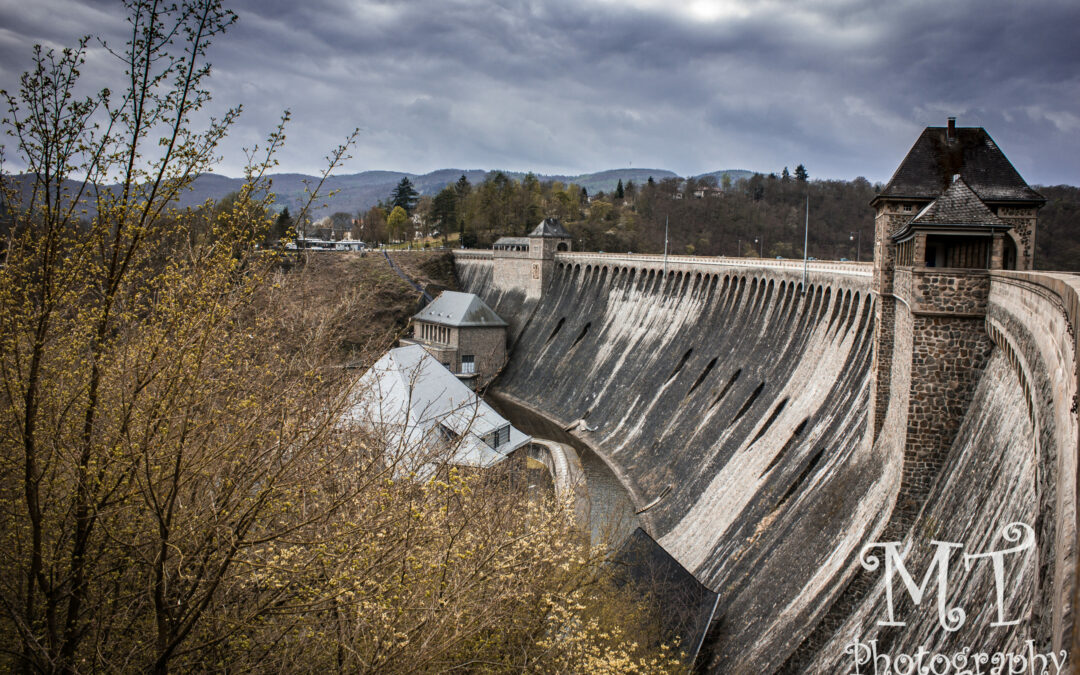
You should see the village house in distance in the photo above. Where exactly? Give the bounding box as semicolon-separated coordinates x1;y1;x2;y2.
401;290;508;388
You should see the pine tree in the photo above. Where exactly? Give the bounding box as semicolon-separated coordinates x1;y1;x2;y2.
795;164;808;182
782;167;791;182
455;174;471;200
431;186;458;242
391;177;419;213
615;179;624;199
269;206;293;243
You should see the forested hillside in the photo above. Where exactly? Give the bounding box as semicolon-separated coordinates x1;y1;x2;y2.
418;171;1078;271
4;169;1074;270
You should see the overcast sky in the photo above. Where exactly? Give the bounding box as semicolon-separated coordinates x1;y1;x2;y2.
1;0;1078;184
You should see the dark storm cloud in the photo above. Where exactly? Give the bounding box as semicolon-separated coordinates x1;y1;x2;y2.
1;0;1078;184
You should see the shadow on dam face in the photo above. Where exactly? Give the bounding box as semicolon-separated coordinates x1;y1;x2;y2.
458;255;1074;673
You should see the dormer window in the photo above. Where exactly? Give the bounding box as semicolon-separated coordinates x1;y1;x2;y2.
482;424;511;449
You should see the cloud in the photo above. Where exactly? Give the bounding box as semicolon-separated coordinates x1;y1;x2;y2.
1;0;1077;184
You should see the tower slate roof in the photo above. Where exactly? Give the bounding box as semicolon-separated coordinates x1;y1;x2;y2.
413;290;507;328
493;236;530;247
874;125;1044;205
892;176;1009;241
528;217;571;238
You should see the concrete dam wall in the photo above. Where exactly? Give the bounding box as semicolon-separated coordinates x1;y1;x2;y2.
453;250;1080;673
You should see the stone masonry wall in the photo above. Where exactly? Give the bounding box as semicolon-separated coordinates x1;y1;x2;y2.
908;269;990;315
899;314;992;520
457;325;507;386
997;205;1038;269
871;295;896;440
493;255;533;295
889;271;994;526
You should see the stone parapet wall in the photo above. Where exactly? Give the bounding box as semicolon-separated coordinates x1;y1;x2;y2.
554;251;872;280
492;248;529;259
453;249;493;260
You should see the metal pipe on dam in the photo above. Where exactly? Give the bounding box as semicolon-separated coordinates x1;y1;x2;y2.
455;251;1080;673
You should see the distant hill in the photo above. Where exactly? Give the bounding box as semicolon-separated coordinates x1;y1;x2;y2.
3;167;789;220
144;167;684;218
693;169;755;185
559;169;678;194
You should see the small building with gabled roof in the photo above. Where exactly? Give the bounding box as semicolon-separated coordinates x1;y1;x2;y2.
401;290;508;387
344;345;530;475
871;117;1044;273
892;175;1013;269
528;217;573;240
491;218;573;299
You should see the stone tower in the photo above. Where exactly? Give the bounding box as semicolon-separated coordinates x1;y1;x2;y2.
870;118;1045;524
526;217;571;298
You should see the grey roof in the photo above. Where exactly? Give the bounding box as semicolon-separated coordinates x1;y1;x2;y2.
494;236;530;246
413;290;507;327
528;217;571;238
874;125;1044;205
893;176;1009;241
345;345;531;470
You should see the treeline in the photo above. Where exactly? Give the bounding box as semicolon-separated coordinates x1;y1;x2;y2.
330;171;1079;272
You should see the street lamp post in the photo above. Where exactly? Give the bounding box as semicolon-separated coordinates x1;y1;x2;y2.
802;193;809;293
849;230;862;262
755;237;763;257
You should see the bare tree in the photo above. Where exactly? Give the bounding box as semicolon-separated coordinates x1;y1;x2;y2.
0;3;682;673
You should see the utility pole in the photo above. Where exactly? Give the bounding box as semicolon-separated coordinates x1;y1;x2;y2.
663;214;669;277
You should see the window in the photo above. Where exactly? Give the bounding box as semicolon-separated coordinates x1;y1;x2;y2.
461;355;475;374
483;425;511;449
903;204;912;212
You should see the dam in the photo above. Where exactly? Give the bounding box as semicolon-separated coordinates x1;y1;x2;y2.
451;122;1080;672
